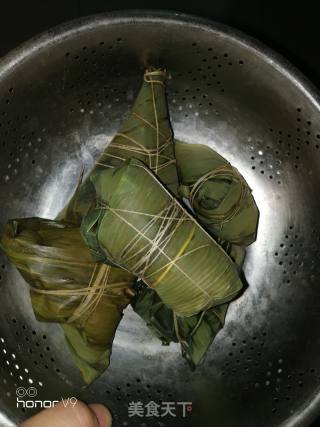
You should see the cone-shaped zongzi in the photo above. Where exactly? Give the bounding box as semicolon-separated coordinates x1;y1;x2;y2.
176;141;259;246
81;158;243;317
0;218;135;384
58;68;179;225
98;68;179;194
54;68;179;380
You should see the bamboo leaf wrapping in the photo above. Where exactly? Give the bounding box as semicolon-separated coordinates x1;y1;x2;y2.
96;68;179;195
0;218;134;384
132;280;229;367
65;151;243;369
53;67;180;379
57;68;179;224
176;141;259;246
81;159;243;317
131;237;244;368
0;66;254;376
62;127;245;367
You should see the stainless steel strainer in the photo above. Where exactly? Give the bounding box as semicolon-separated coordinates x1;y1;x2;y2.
0;10;320;427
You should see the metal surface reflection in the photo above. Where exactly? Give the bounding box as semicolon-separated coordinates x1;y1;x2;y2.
0;11;319;427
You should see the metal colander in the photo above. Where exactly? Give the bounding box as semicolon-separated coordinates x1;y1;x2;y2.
0;11;320;427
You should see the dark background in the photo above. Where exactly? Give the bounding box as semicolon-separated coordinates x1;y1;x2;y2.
1;1;320;90
1;1;320;426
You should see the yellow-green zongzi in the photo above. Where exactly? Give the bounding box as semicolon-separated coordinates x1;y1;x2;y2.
53;67;179;380
0;218;135;384
58;67;179;225
131;234;245;368
81;158;243;317
60;75;245;367
176;141;259;246
0;66;254;379
98;68;179;195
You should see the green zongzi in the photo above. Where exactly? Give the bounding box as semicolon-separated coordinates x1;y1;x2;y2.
176;141;259;246
81;158;243;317
131;233;245;368
132;281;229;368
0;218;135;384
54;67;180;380
58;67;179;224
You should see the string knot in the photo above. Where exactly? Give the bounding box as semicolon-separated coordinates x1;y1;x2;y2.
189;164;249;225
144;68;167;86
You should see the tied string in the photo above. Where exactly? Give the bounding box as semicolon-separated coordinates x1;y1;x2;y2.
143;68;167;86
105;136;175;172
189;164;249;226
149;68;160;173
97;199;214;301
96;68;175;174
106;162;241;308
31;263;133;324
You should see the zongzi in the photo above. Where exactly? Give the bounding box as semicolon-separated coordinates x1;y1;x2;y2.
0;218;135;384
81;158;243;317
58;67;179;224
54;67;180;380
131;233;245;368
132;281;229;368
176;141;259;246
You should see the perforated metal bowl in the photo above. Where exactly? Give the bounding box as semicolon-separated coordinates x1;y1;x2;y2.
0;11;320;427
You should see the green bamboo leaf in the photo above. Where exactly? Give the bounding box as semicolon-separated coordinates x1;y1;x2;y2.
131;233;244;368
53;67;180;381
128;138;247;367
132;283;229;368
58;68;179;223
175;141;259;246
81;158;243;318
0;218;134;384
0;67;251;377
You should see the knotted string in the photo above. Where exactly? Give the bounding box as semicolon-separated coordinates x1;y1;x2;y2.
31;263;133;324
97;198;222;303
96;68;175;173
189;164;249;226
